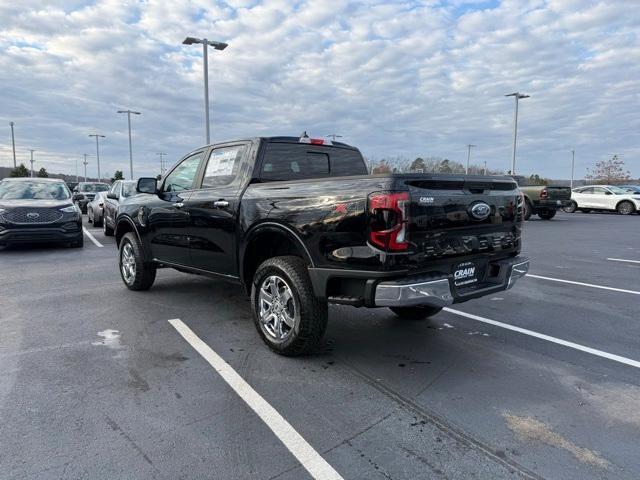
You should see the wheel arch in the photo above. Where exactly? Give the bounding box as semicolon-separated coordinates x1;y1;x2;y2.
615;199;636;212
240;222;314;292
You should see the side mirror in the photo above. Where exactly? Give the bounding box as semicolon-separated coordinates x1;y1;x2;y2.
137;177;158;194
107;192;118;200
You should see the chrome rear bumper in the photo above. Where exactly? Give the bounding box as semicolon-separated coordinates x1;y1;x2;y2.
374;257;530;308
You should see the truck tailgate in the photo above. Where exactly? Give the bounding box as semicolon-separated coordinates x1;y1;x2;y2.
404;177;520;263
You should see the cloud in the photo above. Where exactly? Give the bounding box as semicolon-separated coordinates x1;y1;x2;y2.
0;0;638;179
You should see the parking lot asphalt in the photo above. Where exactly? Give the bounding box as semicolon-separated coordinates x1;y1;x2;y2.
1;212;638;479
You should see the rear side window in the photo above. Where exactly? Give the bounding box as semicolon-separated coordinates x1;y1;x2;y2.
201;145;247;188
260;143;366;181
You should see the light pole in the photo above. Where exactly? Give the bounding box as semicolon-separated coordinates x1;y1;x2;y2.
570;150;575;189
83;154;89;182
117;109;141;179
29;149;36;177
156;152;167;175
326;134;343;142
483;161;487;176
88;134;105;181
465;144;476;174
182;37;228;144
9;122;16;168
505;92;530;175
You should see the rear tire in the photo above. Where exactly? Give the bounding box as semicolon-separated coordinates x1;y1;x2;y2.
103;216;114;236
251;256;327;356
562;201;577;213
617;201;635;215
119;232;156;291
537;209;557;220
390;306;443;320
88;207;93;223
523;199;533;221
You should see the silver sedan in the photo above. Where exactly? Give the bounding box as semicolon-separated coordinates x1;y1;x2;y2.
87;191;107;227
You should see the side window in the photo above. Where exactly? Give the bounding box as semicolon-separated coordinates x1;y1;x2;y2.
201;145;247;188
261;144;329;181
580;187;593;194
592;187;607;195
164;151;204;192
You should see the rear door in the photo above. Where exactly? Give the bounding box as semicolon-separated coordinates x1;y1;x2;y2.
105;181;121;227
146;150;205;265
590;187;610;209
182;143;250;276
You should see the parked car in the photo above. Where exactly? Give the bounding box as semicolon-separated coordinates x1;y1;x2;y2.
113;135;528;356
102;180;136;236
0;178;83;248
72;182;110;213
87;191;108;227
66;181;78;193
513;177;572;220
564;185;640;215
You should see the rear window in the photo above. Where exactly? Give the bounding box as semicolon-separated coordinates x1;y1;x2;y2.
260;143;366;181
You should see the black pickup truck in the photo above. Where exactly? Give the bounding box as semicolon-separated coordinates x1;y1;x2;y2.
115;135;529;355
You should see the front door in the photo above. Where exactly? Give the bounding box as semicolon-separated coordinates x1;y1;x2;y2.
146;150;205;265
183;144;249;277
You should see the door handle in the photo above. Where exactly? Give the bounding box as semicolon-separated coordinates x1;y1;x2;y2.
213;200;229;208
175;202;184;208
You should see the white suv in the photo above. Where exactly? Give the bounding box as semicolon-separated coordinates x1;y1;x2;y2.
566;185;640;215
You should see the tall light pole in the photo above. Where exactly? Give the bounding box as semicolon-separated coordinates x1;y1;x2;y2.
88;134;105;181
9;122;16;168
465;144;476;174
156;152;167;175
505;92;530;175
326;134;343;142
83;154;89;182
29;149;36;177
483;161;487;176
182;37;228;144
570;150;575;189
117;109;141;179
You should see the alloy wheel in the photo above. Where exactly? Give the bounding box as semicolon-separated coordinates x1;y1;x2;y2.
258;275;298;341
121;242;136;284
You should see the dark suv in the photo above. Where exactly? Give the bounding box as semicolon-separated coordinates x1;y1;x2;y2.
72;182;110;213
0;178;83;247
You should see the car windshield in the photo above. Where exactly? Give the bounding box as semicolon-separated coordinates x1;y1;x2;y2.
80;183;109;192
0;181;70;200
122;183;136;197
608;186;628;195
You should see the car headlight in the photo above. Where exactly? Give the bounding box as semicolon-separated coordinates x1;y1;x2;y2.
60;205;81;214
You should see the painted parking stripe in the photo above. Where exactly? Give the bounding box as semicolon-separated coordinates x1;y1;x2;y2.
168;319;344;480
607;258;640;265
526;273;640;295
444;308;640;369
83;227;104;248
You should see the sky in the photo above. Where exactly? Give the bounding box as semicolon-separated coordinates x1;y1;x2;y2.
0;0;638;180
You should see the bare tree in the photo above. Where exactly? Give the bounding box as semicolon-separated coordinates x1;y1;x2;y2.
585;155;630;184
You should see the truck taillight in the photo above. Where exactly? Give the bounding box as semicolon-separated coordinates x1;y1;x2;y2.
368;191;410;251
540;188;548;199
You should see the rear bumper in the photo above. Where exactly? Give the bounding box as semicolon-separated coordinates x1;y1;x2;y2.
374;257;529;308
0;224;82;245
537;199;571;209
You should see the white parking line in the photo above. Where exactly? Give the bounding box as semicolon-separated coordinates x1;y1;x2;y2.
607;258;640;265
83;227;104;248
526;273;640;295
443;308;640;370
168;319;344;480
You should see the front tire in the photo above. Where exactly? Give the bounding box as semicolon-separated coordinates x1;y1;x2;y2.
119;232;156;291
523;199;533;221
562;201;577;213
617;201;635;215
537;209;557;220
390;306;443;319
103;216;114;236
251;256;327;356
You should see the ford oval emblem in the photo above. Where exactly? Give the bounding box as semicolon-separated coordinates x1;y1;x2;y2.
469;202;491;220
